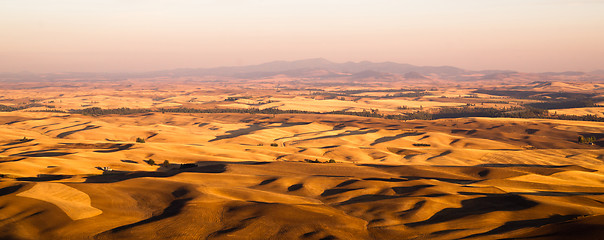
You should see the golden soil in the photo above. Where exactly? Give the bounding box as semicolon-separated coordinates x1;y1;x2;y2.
1;111;604;239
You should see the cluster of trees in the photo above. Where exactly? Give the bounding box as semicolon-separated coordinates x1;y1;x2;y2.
473;89;594;100
0;97;586;123
382;91;431;98
312;88;429;98
65;105;604;122
385;107;513;120
578;135;597;144
482;100;509;104
304;159;337;163
325;91;431;99
474;89;603;111
332;106;545;120
330;109;384;118
144;159;170;167
27;109;65;113
555;114;604;121
385;106;604;122
526;99;602;110
71;107;151;116
0;104;20;112
70;106;315;116
335;88;427;94
0;103;55;112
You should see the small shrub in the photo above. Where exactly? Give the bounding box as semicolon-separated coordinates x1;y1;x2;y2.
257;143;263;146
413;143;431;147
162;160;170;168
20;137;29;142
270;143;278;147
144;159;155;165
328;159;336;163
523;145;536;150
579;135;596;144
179;163;197;169
136;137;146;143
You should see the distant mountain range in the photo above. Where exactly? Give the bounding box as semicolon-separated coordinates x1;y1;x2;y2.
1;58;603;82
152;58;467;79
145;58;604;82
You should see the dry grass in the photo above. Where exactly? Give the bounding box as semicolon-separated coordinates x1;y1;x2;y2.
1;79;604;239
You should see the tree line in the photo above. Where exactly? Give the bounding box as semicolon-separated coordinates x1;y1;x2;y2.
62;106;604;122
0;103;54;112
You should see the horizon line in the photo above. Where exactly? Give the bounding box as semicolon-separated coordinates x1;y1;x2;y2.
1;58;602;75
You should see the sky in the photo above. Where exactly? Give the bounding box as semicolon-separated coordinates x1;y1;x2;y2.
1;0;603;73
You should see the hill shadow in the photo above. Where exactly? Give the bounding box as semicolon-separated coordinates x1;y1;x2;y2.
302;129;379;142
84;161;270;183
44;121;92;134
2;139;34;146
370;132;425;146
0;157;26;163
16;174;73;182
474;164;572;168
57;125;101;138
399;200;427;218
12;149;72;157
461;214;581;239
0;184;23;196
427;150;452;161
392;184;435;195
321;188;363;197
338;194;404;205
94;144;134;153
85;164;228;183
406;193;538;227
210;122;311;142
108;187;195;233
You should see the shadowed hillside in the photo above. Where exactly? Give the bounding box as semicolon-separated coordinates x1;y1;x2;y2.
1;111;604;239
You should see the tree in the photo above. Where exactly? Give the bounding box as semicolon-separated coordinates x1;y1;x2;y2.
162;160;170;168
578;135;597;144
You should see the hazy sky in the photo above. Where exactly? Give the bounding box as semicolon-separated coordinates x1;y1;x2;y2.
1;0;603;72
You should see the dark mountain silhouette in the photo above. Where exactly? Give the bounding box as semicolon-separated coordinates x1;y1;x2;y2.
2;58;602;83
403;71;429;79
481;73;514;80
153;58;465;79
541;71;586;76
591;70;604;75
349;70;393;79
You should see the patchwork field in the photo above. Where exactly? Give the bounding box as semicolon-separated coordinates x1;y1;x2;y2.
1;109;604;239
3;0;604;237
1;74;604;239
